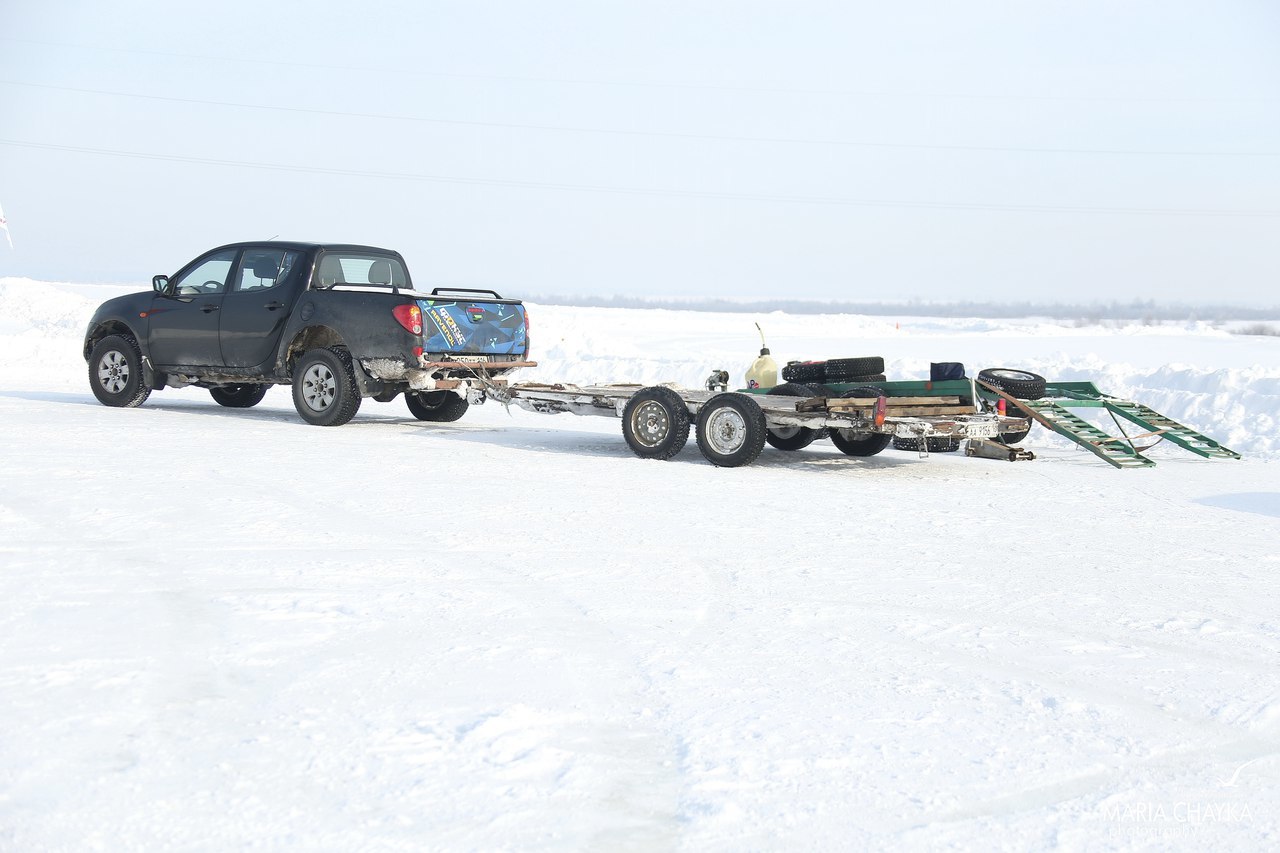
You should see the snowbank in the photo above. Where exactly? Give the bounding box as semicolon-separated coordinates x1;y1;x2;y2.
2;278;1278;850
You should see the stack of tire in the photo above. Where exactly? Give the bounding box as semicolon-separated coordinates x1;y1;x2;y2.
781;356;886;385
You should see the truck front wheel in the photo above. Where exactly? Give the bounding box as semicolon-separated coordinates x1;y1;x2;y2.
89;334;151;408
293;348;361;426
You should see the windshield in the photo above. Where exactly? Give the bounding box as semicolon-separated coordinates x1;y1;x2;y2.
313;252;409;289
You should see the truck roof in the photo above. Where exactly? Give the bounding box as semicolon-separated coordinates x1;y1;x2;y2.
207;241;404;256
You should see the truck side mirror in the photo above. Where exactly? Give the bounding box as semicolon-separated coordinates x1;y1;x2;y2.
152;275;169;294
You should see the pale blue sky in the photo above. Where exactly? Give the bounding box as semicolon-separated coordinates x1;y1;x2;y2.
1;1;1277;305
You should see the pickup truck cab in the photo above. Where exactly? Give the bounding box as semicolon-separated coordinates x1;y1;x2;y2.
83;241;532;425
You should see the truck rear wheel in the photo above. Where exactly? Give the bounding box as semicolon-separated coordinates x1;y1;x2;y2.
764;383;823;451
696;392;767;467
621;386;690;460
293;348;361;426
406;390;469;422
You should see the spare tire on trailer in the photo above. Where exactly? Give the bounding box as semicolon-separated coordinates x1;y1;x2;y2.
977;368;1047;400
824;356;886;382
977;367;1045;444
781;361;827;383
764;383;824;451
696;392;767;467
621;386;690;460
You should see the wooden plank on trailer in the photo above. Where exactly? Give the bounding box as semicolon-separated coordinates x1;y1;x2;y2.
822;395;962;408
886;405;976;416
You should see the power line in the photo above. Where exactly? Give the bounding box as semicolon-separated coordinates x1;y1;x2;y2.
2;79;1275;159
3;137;1276;218
2;35;1275;104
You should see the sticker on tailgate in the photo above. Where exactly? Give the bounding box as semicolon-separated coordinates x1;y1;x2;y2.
421;300;527;355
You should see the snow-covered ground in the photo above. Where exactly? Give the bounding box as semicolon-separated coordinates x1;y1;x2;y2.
1;278;1278;850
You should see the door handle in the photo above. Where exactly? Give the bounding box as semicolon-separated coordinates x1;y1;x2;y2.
264;301;285;311
201;303;220;313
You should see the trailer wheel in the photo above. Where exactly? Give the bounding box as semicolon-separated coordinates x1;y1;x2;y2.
764;383;823;451
831;430;892;456
829;386;891;457
622;386;690;460
825;356;886;382
998;426;1031;445
892;435;961;453
696;392;767;467
977;368;1046;400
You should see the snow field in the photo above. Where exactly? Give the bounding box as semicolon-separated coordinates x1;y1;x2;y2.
1;279;1278;850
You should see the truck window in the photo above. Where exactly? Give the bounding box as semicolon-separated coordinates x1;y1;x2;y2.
235;249;300;292
172;249;237;295
311;254;406;287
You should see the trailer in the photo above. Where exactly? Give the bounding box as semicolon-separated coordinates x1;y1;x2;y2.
484;374;1025;467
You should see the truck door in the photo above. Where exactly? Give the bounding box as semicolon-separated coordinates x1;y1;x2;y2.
147;248;237;368
219;248;305;368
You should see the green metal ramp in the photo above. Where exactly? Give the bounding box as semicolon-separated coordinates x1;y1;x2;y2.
1102;399;1242;460
976;379;1240;469
1018;399;1156;468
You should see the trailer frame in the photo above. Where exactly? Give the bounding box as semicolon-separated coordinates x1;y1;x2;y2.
485;376;1024;467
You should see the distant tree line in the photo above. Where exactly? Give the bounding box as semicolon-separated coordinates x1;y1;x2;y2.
523;294;1279;322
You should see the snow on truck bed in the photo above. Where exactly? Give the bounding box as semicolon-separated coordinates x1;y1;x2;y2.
1;278;1278;850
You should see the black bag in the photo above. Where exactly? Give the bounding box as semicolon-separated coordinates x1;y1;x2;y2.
930;362;966;381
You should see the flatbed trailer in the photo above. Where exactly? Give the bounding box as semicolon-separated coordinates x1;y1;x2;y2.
486;376;1025;467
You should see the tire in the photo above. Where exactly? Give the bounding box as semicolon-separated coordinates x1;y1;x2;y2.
781;361;827;383
88;334;151;408
292;347;362;426
209;384;269;408
696;392;767;467
764;383;823;451
830;430;892;456
824;356;885;382
829;386;890;457
621;386;690;460
977;368;1047;400
998;427;1031;445
406;390;469;422
892;435;961;453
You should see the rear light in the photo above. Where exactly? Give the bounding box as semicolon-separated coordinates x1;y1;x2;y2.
393;304;422;335
997;398;1007;414
874;394;887;427
523;309;531;358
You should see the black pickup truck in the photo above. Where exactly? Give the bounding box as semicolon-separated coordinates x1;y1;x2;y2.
83;241;532;425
